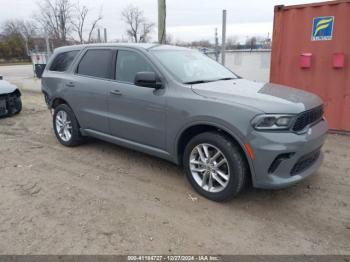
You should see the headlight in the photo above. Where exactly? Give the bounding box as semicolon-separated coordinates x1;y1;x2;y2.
251;114;295;130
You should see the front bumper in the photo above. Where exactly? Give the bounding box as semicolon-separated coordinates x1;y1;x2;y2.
248;119;328;189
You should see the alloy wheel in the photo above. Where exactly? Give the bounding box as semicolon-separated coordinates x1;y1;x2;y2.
55;110;72;142
189;143;230;193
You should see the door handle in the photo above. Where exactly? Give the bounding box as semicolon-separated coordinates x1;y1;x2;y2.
110;90;122;96
65;82;75;88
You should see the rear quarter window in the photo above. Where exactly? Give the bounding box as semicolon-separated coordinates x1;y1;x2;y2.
49;50;79;72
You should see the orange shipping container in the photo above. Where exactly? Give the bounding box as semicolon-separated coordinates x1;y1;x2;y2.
270;0;350;132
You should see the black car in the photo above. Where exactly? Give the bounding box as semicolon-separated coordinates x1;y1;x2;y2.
0;76;22;117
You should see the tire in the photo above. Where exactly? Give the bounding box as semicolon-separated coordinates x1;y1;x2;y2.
183;131;248;202
15;98;22;114
53;104;83;147
8;95;22;116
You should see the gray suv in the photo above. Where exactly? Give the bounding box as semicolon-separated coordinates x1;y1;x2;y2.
42;44;328;201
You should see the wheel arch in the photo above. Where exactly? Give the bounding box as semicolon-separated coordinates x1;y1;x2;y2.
51;97;82;129
13;89;21;97
51;97;70;109
175;122;255;181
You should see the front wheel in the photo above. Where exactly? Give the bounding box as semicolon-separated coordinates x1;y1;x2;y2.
8;94;22;116
53;104;83;147
183;132;248;202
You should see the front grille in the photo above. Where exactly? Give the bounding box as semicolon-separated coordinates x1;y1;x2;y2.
291;148;321;175
292;105;324;132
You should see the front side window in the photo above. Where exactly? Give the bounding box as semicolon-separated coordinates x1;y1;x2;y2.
49;50;79;72
151;50;237;84
116;50;155;83
76;49;114;79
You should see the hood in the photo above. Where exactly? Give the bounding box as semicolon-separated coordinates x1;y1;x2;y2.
0;80;18;94
191;79;322;114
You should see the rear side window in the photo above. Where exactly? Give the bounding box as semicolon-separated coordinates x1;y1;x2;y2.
116;50;155;83
76;49;114;79
49;51;79;72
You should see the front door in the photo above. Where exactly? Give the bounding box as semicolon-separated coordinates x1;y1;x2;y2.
107;49;167;150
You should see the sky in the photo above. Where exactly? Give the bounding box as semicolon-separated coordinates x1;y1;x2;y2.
0;0;329;43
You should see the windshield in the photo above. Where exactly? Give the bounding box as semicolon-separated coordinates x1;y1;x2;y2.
151;49;237;84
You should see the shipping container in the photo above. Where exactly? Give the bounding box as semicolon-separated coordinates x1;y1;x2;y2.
270;0;350;132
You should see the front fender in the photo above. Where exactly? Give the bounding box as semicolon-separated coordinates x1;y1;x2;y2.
173;117;257;180
174;117;248;153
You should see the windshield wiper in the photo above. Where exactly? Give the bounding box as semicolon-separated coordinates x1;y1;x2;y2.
215;77;236;81
183;80;214;85
184;77;236;85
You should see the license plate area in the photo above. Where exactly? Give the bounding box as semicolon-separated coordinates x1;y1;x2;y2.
0;98;7;115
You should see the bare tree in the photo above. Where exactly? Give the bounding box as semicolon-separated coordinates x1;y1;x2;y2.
121;5;154;43
71;2;102;43
36;0;73;44
139;22;154;43
86;13;102;43
165;34;173;45
2;19;37;38
2;19;38;54
245;36;257;50
71;3;87;43
190;40;212;48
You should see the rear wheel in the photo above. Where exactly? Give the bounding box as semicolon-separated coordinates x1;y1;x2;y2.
53;104;83;147
183;132;248;201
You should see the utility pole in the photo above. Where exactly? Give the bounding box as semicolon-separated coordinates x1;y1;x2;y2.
215;28;219;61
221;9;227;65
45;28;51;57
158;0;166;44
104;28;107;43
97;29;101;43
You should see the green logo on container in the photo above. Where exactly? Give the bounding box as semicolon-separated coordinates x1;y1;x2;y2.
312;16;334;41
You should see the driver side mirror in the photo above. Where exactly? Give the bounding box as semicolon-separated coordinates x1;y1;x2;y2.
134;72;162;89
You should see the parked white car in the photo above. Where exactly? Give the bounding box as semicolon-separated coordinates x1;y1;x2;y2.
0;76;22;117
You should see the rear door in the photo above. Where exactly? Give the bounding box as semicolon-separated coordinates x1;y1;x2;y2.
70;48;116;134
107;49;167;150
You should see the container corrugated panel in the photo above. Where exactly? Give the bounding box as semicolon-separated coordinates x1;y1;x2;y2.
270;0;350;132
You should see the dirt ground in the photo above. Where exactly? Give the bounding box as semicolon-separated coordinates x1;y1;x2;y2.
0;90;349;255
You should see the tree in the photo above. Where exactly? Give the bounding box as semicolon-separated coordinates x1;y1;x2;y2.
121;5;154;43
36;0;73;44
0;28;28;60
190;40;212;48
35;0;104;45
71;3;87;43
71;2;102;43
3;20;35;37
165;34;174;45
1;19;37;57
245;36;257;50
